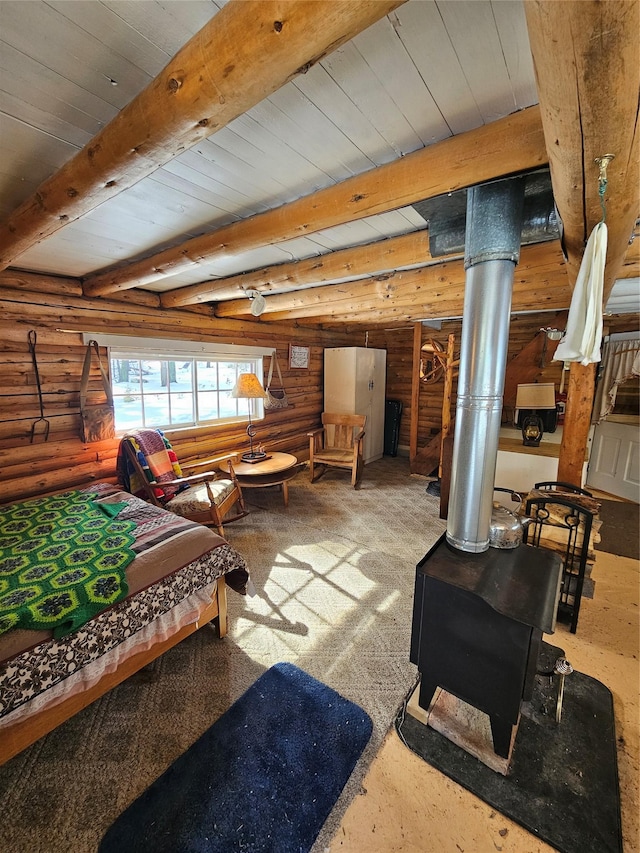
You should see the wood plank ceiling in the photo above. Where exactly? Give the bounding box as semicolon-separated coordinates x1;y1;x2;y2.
0;0;637;328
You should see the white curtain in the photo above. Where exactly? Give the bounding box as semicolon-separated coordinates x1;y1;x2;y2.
592;338;640;423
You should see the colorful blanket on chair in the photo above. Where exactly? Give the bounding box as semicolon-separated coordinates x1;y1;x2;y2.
117;429;186;502
0;491;135;638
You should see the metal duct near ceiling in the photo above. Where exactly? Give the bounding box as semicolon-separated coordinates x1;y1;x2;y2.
413;169;558;258
446;177;526;553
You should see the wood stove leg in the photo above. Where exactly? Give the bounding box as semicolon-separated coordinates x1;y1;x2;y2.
418;676;438;713
489;715;513;758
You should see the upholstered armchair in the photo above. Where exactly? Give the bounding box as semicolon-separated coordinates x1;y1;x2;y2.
118;429;247;537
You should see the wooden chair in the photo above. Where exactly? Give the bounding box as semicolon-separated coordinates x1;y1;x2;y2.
118;429;247;537
308;412;367;488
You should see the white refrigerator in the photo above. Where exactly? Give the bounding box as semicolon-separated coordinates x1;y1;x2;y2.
323;347;387;464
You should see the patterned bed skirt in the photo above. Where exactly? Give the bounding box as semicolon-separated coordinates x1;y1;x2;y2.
0;543;240;728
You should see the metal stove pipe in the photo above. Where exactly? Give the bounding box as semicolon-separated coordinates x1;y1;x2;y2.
446;178;526;553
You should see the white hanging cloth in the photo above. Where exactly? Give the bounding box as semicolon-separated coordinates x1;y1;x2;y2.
554;221;607;365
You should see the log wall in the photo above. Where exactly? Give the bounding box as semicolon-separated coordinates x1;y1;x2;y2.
368;322;462;453
368;310;626;458
1;272;636;503
0;273;354;504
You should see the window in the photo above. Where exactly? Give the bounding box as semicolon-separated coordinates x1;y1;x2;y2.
610;376;640;422
85;334;270;433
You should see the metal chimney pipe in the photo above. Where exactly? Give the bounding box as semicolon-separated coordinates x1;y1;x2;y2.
446;178;526;553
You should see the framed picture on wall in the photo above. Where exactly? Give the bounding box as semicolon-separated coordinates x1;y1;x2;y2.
289;344;310;369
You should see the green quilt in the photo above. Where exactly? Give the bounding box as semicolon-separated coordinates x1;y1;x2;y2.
0;491;136;638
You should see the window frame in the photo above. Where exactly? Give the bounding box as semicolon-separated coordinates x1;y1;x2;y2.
84;334;273;434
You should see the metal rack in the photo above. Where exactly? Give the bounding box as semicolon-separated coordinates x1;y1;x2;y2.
524;494;596;633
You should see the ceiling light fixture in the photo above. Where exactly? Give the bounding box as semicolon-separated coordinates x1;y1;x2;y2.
246;289;266;317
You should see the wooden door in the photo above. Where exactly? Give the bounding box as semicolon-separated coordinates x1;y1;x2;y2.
587;420;640;501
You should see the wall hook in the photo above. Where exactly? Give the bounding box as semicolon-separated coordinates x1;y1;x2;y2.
594;154;615;185
594;154;615;222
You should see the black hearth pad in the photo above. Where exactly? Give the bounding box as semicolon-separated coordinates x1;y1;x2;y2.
396;660;622;853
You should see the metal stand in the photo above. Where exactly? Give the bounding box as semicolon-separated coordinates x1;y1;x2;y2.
241;416;267;463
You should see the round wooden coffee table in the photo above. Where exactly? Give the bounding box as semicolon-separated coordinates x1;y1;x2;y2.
228;452;300;507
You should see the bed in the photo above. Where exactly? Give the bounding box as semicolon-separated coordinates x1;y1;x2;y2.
0;483;249;766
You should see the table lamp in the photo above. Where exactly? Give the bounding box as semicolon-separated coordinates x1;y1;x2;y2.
231;373;268;462
515;383;557;447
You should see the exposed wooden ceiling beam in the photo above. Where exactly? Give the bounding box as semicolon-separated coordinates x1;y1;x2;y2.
159;229;449;308
205;227;634;312
163;178;637;316
84;106;548;297
216;264;466;320
268;266;571;326
0;0;403;273
524;0;640;299
215;242;570;323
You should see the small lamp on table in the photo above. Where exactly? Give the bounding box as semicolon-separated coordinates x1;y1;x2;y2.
231;373;268;463
515;383;557;447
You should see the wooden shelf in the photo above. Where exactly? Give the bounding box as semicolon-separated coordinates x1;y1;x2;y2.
498;437;561;458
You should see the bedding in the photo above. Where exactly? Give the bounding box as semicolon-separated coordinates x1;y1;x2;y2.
0;489;137;638
0;484;249;761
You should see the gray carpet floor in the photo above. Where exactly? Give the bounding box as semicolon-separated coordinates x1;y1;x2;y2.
0;457;446;853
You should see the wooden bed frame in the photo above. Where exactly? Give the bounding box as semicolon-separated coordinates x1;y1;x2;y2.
0;576;227;766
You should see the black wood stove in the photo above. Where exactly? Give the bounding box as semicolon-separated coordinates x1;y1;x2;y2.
410;534;562;758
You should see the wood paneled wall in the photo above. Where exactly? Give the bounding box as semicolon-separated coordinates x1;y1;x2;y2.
368;321;463;453
369;310;628;460
0;273;352;504
1;272;636;503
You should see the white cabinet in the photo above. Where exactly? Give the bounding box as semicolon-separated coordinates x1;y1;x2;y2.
324;347;386;464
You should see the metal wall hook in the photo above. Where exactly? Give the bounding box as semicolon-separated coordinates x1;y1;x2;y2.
594;154;615;186
595;154;615;223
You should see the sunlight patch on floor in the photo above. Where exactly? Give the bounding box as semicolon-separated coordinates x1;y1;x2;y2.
231;540;390;666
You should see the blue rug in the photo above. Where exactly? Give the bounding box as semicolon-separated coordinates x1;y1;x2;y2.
99;663;372;853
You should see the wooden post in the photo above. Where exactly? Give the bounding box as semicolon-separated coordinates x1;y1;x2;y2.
438;334;456;479
409;323;422;467
557;362;596;486
524;0;640;300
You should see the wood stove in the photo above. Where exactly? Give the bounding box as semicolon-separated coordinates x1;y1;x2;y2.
410;534;562;757
411;177;562;760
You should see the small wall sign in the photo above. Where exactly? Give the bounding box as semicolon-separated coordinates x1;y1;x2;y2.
289;344;310;369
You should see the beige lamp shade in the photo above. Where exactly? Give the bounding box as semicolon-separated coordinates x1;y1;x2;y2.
515;383;556;409
231;373;267;399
